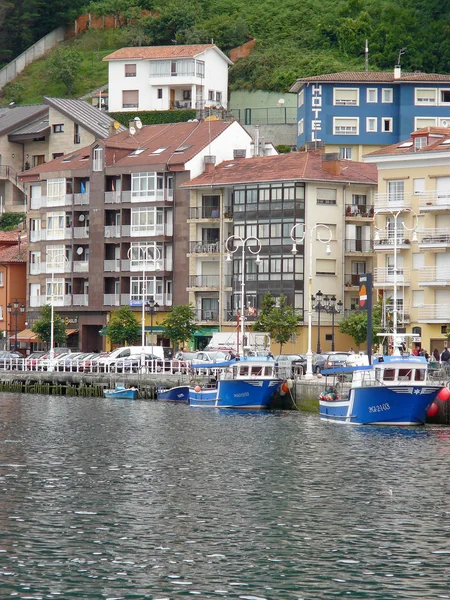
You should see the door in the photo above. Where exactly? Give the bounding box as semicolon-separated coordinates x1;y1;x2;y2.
170;89;175;109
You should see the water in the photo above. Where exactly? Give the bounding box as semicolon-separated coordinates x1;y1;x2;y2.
1;394;450;599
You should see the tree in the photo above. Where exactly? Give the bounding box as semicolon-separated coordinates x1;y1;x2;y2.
32;305;67;348
47;46;83;95
103;305;141;346
85;0;147;28
161;304;198;350
339;299;383;350
253;293;301;353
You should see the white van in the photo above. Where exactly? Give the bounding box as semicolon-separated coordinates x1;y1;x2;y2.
97;345;165;371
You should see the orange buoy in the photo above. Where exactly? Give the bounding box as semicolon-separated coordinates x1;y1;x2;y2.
194;385;201;392
437;387;450;402
427;402;439;418
281;382;289;394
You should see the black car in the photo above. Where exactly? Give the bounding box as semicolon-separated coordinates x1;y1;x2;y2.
315;352;350;373
275;354;307;377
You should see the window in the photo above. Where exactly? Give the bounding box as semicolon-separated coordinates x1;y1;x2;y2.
196;60;205;77
382;117;393;132
367;88;378;103
0;271;3;286
333;88;359;106
382;88;393;103
53;124;64;133
298;119;304;136
366;117;377;132
415;117;437;130
33;155;45;167
414;136;427;151
157;88;163;99
339;147;352;160
415;88;437;104
122;90;138;108
52;153;64;160
412;253;424;270
208;90;214;101
387;180;404;203
412;290;424;307
413;178;425;195
216;91;222;103
317;188;337;204
441;90;450;103
183;90;191;100
92;146;103;172
298;89;304;107
124;63;136;77
316;259;336;275
0;305;3;320
333;117;358;135
47;178;66;205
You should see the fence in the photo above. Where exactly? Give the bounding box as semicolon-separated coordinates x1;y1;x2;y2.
230;107;297;126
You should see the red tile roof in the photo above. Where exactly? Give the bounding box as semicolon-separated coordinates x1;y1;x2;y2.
0;230;23;244
183;151;377;188
364;127;450;158
104;44;216;61
0;238;27;263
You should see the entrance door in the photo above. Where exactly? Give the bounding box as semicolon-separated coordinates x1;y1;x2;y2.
170;89;175;109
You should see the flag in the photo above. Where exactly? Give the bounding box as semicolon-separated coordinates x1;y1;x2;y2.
80;182;85;194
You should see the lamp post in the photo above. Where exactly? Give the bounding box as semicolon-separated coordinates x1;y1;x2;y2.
146;296;159;358
225;234;262;357
291;223;332;378
7;299;25;351
312;290;326;354
127;244;161;367
374;208;418;355
46;252;70;361
323;294;343;351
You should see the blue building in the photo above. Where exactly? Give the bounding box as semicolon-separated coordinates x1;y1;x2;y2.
290;67;450;160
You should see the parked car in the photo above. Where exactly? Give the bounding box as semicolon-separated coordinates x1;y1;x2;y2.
0;351;24;370
315;352;350;373
274;354;307;377
109;353;164;374
24;351;46;369
192;351;231;364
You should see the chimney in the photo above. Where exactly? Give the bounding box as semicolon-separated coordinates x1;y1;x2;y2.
394;65;401;79
204;155;216;173
322;152;341;176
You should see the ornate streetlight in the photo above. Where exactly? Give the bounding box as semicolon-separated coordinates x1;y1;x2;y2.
225;234;262;357
290;223;332;378
7;299;25;351
323;294;343;352
146;296;159;358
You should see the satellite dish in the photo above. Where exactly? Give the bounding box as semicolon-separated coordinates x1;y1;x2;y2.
129;125;136;136
278;98;285;106
134;117;143;129
113;121;121;130
442;120;449;127
78;215;85;222
77;247;83;255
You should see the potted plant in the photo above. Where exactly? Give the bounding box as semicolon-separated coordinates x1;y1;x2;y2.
224;211;233;218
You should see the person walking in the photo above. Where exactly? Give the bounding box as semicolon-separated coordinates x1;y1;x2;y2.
433;348;440;363
440;347;450;363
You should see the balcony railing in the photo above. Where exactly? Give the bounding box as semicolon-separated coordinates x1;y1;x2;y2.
189;206;221;220
30;295;45;307
123;258;172;272
128;293;172;307
193;309;220;322
418;190;450;211
418;266;450;286
189;275;220;288
374;193;411;210
73;294;89;306
104;191;122;204
127;223;173;237
418;228;450;248
189;240;220;254
345;204;374;218
44;262;72;274
104;225;121;238
344;273;363;288
73;261;89;273
30;263;41;275
345;240;373;253
29;230;42;242
104;294;121;306
418;304;450;321
374;235;412;249
74;193;89;205
104;259;121;272
117;190;173;204
41;228;72;241
73;227;89;239
45;295;72;307
373;267;411;286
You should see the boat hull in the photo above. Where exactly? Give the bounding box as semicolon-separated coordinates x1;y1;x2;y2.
320;384;441;425
189;377;281;409
156;386;189;402
104;388;137;400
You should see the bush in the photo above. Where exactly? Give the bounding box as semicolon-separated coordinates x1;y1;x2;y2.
108;109;197;126
0;213;25;231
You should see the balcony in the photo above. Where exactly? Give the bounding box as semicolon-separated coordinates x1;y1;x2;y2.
74;193;89;206
345;204;374;219
128;293;172;307
73;294;89;306
189;240;220;254
418;228;450;250
373;193;411;211
123;224;173;237
73;226;89;239
344;273;364;288
345;240;373;253
30;263;41;275
30;295;45;307
418;266;450;286
418;190;450;212
45;295;72;307
104;191;122;204
104;259;121;272
41;228;72;241
30;230;42;242
73;261;89;273
123;258;173;272
104;225;121;238
44;262;72;274
418;304;450;322
104;294;121;306
188;275;220;289
374;235;412;250
373;267;411;287
189;207;221;220
193;309;219;322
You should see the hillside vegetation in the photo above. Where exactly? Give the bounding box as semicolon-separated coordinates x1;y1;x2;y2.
0;0;449;97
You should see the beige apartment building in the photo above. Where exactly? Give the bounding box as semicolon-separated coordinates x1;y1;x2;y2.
365;126;450;353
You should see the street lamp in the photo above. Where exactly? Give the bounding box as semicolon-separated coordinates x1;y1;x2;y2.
291;223;332;379
7;299;25;351
46;252;70;361
146;296;159;358
323;294;343;352
312;290;326;353
127;244;161;367
374;208;418;355
225;234;262;357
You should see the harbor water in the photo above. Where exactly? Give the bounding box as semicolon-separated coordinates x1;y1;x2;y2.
1;393;450;599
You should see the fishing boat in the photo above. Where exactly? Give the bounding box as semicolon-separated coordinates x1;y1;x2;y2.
104;385;138;400
156;385;189;402
189;357;282;409
319;355;445;425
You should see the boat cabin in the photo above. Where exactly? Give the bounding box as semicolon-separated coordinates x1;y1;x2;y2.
354;356;428;386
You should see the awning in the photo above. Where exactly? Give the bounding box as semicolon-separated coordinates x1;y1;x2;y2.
66;329;78;336
193;327;220;337
16;328;39;342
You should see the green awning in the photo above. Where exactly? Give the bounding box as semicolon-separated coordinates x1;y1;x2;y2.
193;327;220;337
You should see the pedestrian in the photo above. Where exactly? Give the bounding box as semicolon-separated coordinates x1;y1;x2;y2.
349;347;355;354
433;348;440;362
412;347;419;356
441;347;450;362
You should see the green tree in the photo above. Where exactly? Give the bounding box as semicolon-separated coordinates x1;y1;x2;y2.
339;299;383;350
47;46;83;95
32;305;67;348
253;293;301;353
142;0;201;45
161;304;198;350
85;0;147;27
103;305;141;346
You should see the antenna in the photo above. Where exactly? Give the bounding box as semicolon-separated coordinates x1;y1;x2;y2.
134;117;143;130
365;39;369;72
76;247;84;255
129;125;136;136
397;47;407;65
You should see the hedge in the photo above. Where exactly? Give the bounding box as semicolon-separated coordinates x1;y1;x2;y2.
108;110;197;126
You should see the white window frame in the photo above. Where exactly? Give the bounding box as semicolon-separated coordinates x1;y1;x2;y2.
46;212;65;236
47;178;65;205
0;271;3;286
367;88;378;103
382;117;393;133
92;146;103;172
415;88;437;105
298;89;304;107
382;88;393;103
339;147;352;160
366;117;377;132
333;87;359;106
414;116;437;130
414;136;428;151
440;89;450;104
333;117;359;135
298;119;304;136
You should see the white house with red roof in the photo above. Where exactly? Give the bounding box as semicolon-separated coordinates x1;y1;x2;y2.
104;44;232;113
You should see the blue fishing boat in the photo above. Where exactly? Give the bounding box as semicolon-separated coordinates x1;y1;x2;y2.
319;355;445;425
104;385;138;400
189;357;282;409
156;385;189;402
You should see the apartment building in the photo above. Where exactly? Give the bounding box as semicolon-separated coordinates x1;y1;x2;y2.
183;149;377;352
364;126;450;353
290;67;450;161
20;120;253;351
0;231;26;350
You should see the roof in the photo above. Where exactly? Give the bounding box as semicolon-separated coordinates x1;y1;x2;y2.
364;126;450;159
0;238;27;263
289;70;450;92
0;104;47;136
103;44;233;65
21;146;92;177
183;151;378;188
8;118;50;140
0;230;24;243
43;97;126;138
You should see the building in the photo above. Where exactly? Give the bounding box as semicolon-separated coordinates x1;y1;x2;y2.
183;150;377;352
0;231;26;351
290;67;450;161
364;126;450;353
104;44;232;113
20;119;254;351
0;97;126;214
